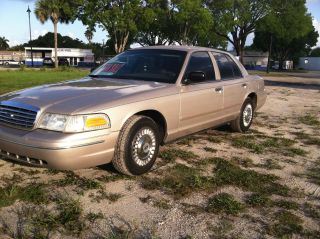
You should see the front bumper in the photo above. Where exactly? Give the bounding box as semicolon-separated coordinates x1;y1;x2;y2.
0;125;119;170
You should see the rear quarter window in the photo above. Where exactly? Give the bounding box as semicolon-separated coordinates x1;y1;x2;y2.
213;53;243;80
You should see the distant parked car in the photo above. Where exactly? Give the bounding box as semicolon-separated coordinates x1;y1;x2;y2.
58;58;69;66
3;60;23;66
43;58;54;67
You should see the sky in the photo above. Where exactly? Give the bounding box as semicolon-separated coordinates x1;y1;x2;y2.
0;0;319;48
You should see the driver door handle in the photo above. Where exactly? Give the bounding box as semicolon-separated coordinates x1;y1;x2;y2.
215;87;223;93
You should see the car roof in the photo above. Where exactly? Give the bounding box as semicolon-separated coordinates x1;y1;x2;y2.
129;45;229;54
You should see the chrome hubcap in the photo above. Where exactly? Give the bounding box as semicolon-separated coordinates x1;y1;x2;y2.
132;128;156;166
243;104;253;127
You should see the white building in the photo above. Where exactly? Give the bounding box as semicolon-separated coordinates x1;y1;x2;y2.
230;50;269;70
299;57;320;71
24;47;94;67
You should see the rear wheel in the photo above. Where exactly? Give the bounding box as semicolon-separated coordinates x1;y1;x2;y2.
112;115;160;175
231;98;254;133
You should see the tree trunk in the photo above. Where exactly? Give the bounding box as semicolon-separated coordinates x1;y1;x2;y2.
239;48;244;64
54;21;58;68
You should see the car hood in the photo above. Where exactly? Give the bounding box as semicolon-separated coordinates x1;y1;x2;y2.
0;77;174;114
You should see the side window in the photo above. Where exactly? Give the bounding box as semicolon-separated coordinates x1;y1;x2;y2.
185;52;215;82
214;54;243;80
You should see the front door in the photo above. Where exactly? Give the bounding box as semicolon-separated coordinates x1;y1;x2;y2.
179;51;224;135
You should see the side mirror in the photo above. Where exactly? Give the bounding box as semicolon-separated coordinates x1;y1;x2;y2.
90;67;95;73
183;71;206;85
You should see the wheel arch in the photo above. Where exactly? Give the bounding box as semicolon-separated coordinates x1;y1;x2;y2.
246;92;257;110
121;109;168;144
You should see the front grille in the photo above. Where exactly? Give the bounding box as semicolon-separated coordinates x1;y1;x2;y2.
0;101;39;129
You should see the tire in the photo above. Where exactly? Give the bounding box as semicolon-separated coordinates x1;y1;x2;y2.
112;115;160;176
231;98;254;133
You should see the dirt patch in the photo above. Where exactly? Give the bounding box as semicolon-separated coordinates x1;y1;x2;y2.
1;83;320;238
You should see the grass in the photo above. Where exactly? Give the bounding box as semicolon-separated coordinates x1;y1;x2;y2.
273;200;300;210
0;68;89;95
207;136;223;144
54;196;86;235
213;158;290;196
203;147;218;153
54;171;101;192
206;193;245;215
12;168;41;176
86;212;104;223
140;164;214;198
0;183;48;208
268;210;304;238
303;203;320;220
159;148;198;162
153;198;171;210
232;135;307;156
245;193;272;207
245;193;299;210
141;158;289;198
90;189;122;203
0;205;58;238
230;157;255;168
293;131;320;146
176;136;199;146
96;174;132;183
0;194;88;237
259;159;283;170
298;114;320;127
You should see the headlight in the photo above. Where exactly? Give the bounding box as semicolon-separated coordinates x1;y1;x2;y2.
38;113;111;132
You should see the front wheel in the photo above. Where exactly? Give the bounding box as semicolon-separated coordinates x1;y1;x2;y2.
231;98;254;133
112;115;160;176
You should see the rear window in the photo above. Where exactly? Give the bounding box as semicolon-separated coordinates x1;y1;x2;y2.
213;53;242;80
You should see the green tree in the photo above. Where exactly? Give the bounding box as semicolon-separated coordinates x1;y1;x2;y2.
85;28;95;44
135;0;173;46
170;0;214;46
207;0;270;63
79;0;141;53
253;0;318;69
310;47;320;57
35;0;80;68
0;36;9;50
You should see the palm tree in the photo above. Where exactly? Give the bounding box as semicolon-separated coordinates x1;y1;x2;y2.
35;0;77;68
0;36;9;50
85;29;94;45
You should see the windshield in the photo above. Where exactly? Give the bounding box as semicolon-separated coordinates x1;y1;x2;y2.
90;49;187;84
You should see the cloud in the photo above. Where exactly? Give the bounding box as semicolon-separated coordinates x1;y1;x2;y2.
68;32;75;39
32;29;48;39
8;39;22;47
313;18;320;47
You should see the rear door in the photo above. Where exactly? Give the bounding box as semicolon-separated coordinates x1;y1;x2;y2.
212;53;248;118
179;51;225;134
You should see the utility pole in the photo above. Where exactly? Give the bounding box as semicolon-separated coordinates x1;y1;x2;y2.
102;39;105;62
27;6;34;67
